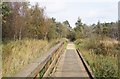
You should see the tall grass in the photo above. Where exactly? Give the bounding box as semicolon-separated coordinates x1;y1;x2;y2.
75;38;118;78
0;44;2;76
2;39;60;76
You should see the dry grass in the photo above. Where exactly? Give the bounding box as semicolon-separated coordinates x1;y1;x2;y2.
75;38;118;77
2;39;60;77
79;49;118;77
100;37;118;46
0;44;2;77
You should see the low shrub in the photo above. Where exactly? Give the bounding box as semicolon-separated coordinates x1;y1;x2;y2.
93;55;118;77
75;38;118;78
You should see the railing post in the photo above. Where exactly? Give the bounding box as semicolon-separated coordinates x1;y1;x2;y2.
13;41;65;78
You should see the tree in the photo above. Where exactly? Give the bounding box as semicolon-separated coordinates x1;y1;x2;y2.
2;2;71;41
2;2;12;40
63;20;70;27
47;18;57;40
74;17;84;39
2;2;23;40
68;31;76;41
102;23;108;36
96;21;101;35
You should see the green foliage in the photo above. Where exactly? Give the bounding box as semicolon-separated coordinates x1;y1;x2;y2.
55;22;69;38
2;2;70;76
2;2;70;41
102;25;108;35
75;38;118;77
47;19;57;40
63;20;70;27
67;31;76;41
93;57;118;77
75;17;83;28
74;17;85;39
74;20;119;78
1;2;11;16
95;21;101;35
92;21;118;40
47;26;57;40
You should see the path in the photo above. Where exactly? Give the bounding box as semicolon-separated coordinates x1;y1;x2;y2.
51;43;89;77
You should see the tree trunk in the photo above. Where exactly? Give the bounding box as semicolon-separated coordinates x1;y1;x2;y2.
19;26;22;40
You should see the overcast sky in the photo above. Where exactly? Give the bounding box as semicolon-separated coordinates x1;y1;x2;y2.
29;0;119;27
118;1;120;20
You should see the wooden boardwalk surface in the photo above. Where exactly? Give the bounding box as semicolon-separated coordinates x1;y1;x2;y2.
51;43;89;77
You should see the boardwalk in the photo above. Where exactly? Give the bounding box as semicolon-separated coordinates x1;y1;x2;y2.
52;43;89;77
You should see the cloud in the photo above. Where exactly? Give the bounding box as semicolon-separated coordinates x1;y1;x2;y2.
28;0;119;3
29;0;118;27
119;2;120;20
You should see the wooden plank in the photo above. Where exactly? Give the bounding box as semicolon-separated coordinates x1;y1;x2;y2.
43;43;64;77
52;43;89;77
14;41;64;77
77;49;94;78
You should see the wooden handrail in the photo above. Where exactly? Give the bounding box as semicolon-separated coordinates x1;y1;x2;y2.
14;41;64;78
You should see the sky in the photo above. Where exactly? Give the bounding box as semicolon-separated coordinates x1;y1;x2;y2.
118;1;120;20
28;0;119;27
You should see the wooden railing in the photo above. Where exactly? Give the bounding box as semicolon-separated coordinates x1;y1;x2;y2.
14;41;65;78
